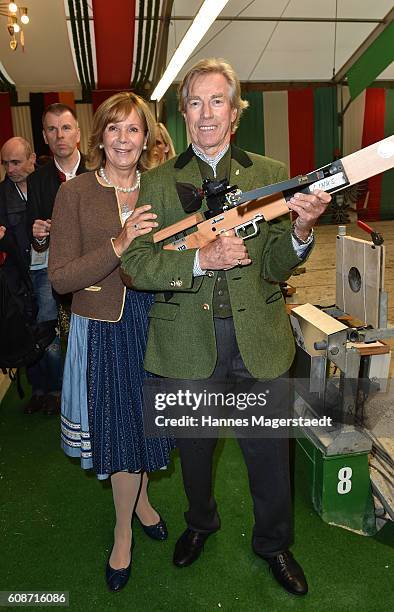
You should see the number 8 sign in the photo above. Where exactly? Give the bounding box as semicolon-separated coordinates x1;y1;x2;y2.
337;466;353;494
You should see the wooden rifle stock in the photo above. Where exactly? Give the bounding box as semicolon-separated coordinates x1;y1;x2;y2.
153;136;394;251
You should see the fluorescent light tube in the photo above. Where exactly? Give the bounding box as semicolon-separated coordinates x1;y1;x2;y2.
151;0;230;101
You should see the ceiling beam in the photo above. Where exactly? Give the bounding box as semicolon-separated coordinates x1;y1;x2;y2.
142;16;383;23
70;16;384;24
152;16;383;23
333;7;394;83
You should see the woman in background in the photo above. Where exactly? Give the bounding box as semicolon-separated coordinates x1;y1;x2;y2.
152;121;176;166
48;92;174;592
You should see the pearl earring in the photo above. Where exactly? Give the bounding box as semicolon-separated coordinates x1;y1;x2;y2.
99;143;104;149
143;144;147;150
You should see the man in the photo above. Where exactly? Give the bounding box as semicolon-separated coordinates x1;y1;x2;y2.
26;103;86;415
0;137;36;281
0;137;45;412
121;59;331;596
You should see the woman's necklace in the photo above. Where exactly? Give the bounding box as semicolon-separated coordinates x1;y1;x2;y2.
99;166;140;221
99;166;141;193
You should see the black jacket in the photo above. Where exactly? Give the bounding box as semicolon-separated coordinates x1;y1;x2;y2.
0;177;31;293
26;157;87;247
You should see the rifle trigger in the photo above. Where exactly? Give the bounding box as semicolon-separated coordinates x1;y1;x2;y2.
234;215;263;240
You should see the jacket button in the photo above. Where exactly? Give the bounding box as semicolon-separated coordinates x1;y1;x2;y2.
202;303;210;310
175;279;183;287
206;271;214;278
170;280;176;287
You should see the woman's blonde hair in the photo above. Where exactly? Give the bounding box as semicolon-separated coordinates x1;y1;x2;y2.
178;58;249;133
86;92;157;171
156;122;176;161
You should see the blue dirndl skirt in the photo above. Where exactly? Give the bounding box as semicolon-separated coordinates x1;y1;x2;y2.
61;289;175;478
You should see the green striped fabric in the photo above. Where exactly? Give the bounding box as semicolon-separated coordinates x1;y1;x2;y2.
236;91;264;155
313;87;339;224
314;87;339;169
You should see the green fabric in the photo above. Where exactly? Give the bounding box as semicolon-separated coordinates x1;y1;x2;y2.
314;87;339;225
347;21;394;100
121;149;304;380
164;88;187;156
195;150;233;318
313;87;339;169
380;88;394;220
235;91;265;155
213;272;232;318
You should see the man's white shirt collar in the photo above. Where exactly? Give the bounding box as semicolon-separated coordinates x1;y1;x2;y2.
192;144;229;178
54;150;81;181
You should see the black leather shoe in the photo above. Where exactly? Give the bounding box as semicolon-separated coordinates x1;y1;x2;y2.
173;528;212;568
265;551;308;596
105;545;133;592
139;516;168;541
24;394;44;414
43;394;61;416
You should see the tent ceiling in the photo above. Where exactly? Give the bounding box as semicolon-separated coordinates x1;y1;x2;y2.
169;0;394;82
0;0;393;103
0;0;79;100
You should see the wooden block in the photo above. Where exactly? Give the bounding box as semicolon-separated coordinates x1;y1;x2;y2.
336;235;384;327
291;303;348;357
292;303;348;334
348;340;391;356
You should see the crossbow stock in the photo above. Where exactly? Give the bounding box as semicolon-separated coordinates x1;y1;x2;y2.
153;136;394;251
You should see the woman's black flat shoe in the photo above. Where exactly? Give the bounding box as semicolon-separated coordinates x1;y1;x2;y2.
106;544;133;592
140;516;168;541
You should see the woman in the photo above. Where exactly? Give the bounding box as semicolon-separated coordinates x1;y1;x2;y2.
152;122;176;166
48;92;174;592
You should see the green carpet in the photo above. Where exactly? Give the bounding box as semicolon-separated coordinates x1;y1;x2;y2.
1;379;393;612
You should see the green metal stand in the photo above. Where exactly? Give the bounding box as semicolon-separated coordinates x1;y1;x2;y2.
297;436;376;535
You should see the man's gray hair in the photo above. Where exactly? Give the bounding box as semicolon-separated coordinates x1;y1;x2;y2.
178;58;249;132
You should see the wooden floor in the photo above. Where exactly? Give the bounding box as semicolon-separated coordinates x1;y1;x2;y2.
288;220;394;374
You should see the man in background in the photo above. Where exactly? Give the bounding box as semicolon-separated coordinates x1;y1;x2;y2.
0;136;46;413
0;137;36;284
26;103;86;415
